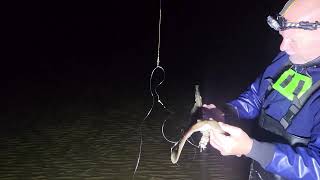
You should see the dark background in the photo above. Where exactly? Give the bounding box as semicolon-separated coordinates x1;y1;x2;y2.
0;1;290;179
3;0;286;130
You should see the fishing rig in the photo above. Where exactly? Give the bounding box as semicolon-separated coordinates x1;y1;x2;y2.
132;0;168;178
132;0;203;178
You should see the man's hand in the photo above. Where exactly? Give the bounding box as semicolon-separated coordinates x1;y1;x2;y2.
203;104;216;109
210;122;253;157
202;104;225;121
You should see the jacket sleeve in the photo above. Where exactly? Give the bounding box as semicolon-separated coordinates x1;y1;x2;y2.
227;75;264;120
267;138;320;179
247;108;320;179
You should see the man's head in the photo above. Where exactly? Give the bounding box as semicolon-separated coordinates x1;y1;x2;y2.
277;0;320;64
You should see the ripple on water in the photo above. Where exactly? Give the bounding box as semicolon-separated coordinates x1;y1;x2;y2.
0;111;249;179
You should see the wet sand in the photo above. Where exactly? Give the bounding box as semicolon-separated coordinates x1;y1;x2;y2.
1;83;251;180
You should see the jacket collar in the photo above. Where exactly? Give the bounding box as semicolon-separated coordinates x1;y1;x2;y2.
294;56;320;68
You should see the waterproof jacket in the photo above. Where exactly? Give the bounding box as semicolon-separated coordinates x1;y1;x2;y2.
228;52;320;179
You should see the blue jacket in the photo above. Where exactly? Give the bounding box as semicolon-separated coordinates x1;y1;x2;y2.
229;52;320;179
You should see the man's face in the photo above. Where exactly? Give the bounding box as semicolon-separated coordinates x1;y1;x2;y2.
277;0;320;64
279;27;320;64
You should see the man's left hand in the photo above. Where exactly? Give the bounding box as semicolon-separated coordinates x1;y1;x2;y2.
210;122;253;157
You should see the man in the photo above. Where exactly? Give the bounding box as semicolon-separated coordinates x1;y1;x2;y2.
205;0;320;179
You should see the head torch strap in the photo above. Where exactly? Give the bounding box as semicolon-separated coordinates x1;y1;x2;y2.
297;21;320;30
267;15;320;31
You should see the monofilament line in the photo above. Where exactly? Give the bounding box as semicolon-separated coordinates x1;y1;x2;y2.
132;0;168;179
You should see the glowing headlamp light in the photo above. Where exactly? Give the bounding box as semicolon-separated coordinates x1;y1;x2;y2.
267;14;320;31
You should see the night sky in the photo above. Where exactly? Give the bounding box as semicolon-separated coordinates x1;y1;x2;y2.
3;0;287;130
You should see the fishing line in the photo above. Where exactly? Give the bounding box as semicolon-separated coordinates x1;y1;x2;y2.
186;135;200;148
133;0;172;178
161;119;178;144
133;0;201;178
133;66;167;178
162;118;198;147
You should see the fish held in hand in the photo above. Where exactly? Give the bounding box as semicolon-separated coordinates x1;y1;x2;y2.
170;119;225;164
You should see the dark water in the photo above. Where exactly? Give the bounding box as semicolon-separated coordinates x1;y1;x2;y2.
0;83;252;180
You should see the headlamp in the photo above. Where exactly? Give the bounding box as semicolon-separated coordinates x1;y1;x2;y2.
267;14;320;31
